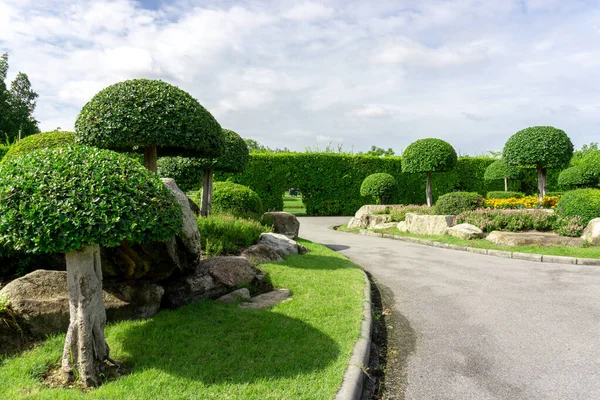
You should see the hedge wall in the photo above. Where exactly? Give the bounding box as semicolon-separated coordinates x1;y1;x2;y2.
215;153;556;216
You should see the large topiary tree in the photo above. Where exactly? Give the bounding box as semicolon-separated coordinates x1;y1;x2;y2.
0;146;183;387
503;126;573;201
1;130;74;162
75;79;225;173
360;173;398;204
401;138;457;207
484;159;521;192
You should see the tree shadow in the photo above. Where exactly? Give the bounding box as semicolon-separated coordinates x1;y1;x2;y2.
323;244;350;251
281;254;358;270
117;301;339;384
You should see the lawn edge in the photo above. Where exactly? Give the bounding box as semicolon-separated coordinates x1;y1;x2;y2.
333;226;600;266
335;270;372;400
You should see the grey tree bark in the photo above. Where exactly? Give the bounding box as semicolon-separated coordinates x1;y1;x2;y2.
426;171;433;207
200;168;214;217
537;165;547;201
144;144;158;173
62;245;110;387
504;177;508;192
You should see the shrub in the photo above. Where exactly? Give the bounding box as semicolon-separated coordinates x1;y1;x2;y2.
503;126;574;199
553;216;586;237
456;209;555;233
484;159;521;181
0;143;10;161
389;205;434;222
558;166;591;190
1;131;74;162
360;173;398;204
203;181;263;218
555;188;600;225
158;156;211;192
196;214;271;256
486;191;525;199
485;196;558;210
578;150;600;184
434;192;484;215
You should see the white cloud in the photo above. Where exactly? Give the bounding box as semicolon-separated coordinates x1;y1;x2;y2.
282;2;334;21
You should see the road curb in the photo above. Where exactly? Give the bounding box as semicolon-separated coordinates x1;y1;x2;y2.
341;228;600;266
335;270;372;400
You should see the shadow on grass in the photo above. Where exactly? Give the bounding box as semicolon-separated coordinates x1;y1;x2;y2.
281;254;357;270
323;244;350;251
118;300;339;384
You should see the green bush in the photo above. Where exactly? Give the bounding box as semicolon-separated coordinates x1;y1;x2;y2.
558;166;591;190
578;150;600;184
434;192;484;215
0;143;10;161
389;205;434;222
555;188;600;226
212;129;250;173
401;138;457;173
196;214;270;256
484;159;521;181
75;79;224;158
486;191;525;199
503;126;574;170
204;181;263;218
1;131;74;162
0;146;183;254
360;173;398;204
158;156;210;192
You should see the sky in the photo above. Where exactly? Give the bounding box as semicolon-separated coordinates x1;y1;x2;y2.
1;0;599;155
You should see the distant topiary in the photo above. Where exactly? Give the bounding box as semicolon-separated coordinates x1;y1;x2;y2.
486;191;525;199
402;138;457;207
484;159;521;191
578;150;600;185
434;191;485;215
503;126;573;200
0;145;183;387
555;188;600;226
201;181;263;218
360;173;398;205
75;79;224;172
558;166;592;190
158;156;212;193
2;131;74;162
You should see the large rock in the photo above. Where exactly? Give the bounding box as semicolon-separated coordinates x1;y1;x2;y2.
486;231;585;247
372;222;397;230
101;178;201;280
262;212;300;239
348;205;406;229
405;213;454;236
241;244;284;264
582;218;600;245
239;289;292;310
0;270;164;337
163;256;257;308
447;223;484;240
397;221;408;233
259;233;301;256
216;288;251;304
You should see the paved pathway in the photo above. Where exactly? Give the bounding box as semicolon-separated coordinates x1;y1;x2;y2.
298;217;600;400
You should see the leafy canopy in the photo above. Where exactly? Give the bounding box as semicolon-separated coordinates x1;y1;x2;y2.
503;126;574;169
558;166;591;189
202;181;263;217
0;146;183;254
401;138;457;173
75;79;224;157
2;130;74;162
578;150;600;184
360;173;398;202
484;159;521;180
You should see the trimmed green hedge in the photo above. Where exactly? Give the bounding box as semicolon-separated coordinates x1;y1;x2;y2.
215;154;550;216
556;189;600;226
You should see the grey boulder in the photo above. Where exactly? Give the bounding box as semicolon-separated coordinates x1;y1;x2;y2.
582;218;600;245
216;288;251;304
239;289;292;310
259;233;300;256
262;212;300;239
447;223;484;240
241;244;284;264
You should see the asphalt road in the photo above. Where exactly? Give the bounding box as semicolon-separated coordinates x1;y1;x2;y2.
298;216;600;400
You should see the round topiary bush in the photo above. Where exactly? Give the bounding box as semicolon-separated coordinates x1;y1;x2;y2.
75;79;225;172
0;145;183;387
578;150;600;184
486;191;525;199
360;173;398;205
1;131;74;162
484;159;521;191
434;191;485;215
558;166;592;190
158;156;212;193
555;188;600;226
202;181;263;217
503;126;574;200
213;129;250;173
402;138;457;206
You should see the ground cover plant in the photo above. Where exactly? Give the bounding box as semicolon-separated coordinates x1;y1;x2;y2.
197;214;271;256
0;241;365;400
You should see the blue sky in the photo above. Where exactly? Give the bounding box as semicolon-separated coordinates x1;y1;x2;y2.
1;0;599;154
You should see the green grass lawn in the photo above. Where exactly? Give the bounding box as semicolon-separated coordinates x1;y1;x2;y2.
283;194;306;216
338;224;600;259
0;240;365;400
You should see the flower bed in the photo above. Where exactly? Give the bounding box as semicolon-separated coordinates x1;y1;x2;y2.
484;196;559;210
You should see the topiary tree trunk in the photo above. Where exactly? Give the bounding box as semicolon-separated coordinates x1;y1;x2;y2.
504;177;508;192
537;164;547;201
62;245;110;387
200;168;214;217
144;144;158;173
426;171;433;207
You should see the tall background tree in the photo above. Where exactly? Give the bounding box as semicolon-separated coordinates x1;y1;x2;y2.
0;53;40;141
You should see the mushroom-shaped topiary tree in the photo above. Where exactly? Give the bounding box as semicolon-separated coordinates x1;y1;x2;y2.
401;138;457;207
503;126;573;201
0;146;183;387
360;173;398;205
1;130;74;163
484;159;521;192
558;166;592;190
75;79;225;173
